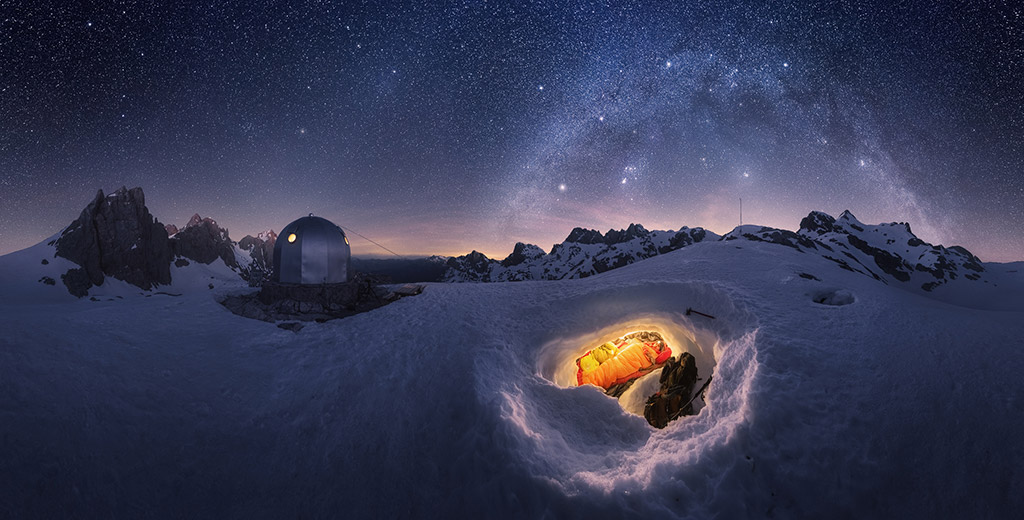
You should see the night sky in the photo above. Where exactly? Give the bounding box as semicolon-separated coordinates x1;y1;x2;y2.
2;1;1022;261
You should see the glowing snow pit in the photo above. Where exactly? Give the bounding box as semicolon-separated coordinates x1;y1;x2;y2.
542;319;717;429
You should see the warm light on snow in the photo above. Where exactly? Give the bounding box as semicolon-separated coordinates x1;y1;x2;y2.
538;314;718;417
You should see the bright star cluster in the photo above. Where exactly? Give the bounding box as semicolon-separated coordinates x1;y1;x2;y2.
1;1;1022;261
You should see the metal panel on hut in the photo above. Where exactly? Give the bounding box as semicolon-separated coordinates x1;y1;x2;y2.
273;214;351;284
258;214;358;307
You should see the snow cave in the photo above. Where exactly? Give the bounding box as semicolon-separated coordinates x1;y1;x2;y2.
541;316;718;429
272;215;351;284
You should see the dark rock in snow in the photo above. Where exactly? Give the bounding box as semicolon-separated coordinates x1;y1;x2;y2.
60;268;92;297
238;231;277;272
170;214;237;268
54;187;173;295
799;211;838;235
845;234;911;282
38;276;56;286
667;228;707;251
604;223;648;245
40;258;48;265
725;226;818;251
238;230;277;285
277;322;304;333
445;251;492;281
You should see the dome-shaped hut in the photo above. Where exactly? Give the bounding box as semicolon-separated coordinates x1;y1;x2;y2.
272;215;351;284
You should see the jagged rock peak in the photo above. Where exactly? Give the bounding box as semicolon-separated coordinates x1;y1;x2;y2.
604;223;649;244
170;212;235;267
238;230;277;278
54;186;172;296
501;242;545;267
838;209;864;225
446;250;491;274
164;224;179;236
565;227;605;244
185;213;220;229
799;211;838;235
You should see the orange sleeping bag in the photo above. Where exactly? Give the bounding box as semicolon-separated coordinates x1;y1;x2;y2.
576;334;672;390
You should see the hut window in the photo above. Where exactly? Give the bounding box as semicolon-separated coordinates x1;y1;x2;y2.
288;233;297;243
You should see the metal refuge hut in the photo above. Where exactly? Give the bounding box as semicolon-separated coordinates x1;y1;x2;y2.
272;214;351;284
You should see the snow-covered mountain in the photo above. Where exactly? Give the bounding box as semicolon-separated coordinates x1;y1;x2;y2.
444;224;717;281
447;209;990;299
723;209;987;293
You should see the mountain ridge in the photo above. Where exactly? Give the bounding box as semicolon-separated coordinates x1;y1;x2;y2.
32;187;993;297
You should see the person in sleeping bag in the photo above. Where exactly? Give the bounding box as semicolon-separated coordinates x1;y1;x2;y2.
576;338;671;389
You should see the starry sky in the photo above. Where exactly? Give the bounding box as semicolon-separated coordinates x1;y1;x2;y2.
2;0;1022;261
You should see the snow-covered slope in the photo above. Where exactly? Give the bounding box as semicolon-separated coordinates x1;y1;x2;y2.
445;224;717;281
1;228;1021;517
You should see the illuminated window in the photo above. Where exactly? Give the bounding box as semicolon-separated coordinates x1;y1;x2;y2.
288;233;297;243
344;236;349;245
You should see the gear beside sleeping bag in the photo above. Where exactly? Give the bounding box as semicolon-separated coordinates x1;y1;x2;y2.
576;331;672;393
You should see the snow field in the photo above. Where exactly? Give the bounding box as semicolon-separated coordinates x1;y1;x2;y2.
1;236;1022;518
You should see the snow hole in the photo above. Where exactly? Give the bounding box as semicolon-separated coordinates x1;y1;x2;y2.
538;316;718;418
812;288;855;306
499;282;760;492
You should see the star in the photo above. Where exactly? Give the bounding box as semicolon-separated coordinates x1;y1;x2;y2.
558;183;566;192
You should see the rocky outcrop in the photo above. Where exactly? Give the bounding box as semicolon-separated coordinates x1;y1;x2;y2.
444;251;492;281
170;214;237;268
500;242;545;267
236;230;277;285
238;230;277;273
54;187;173;294
723;225;820;251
